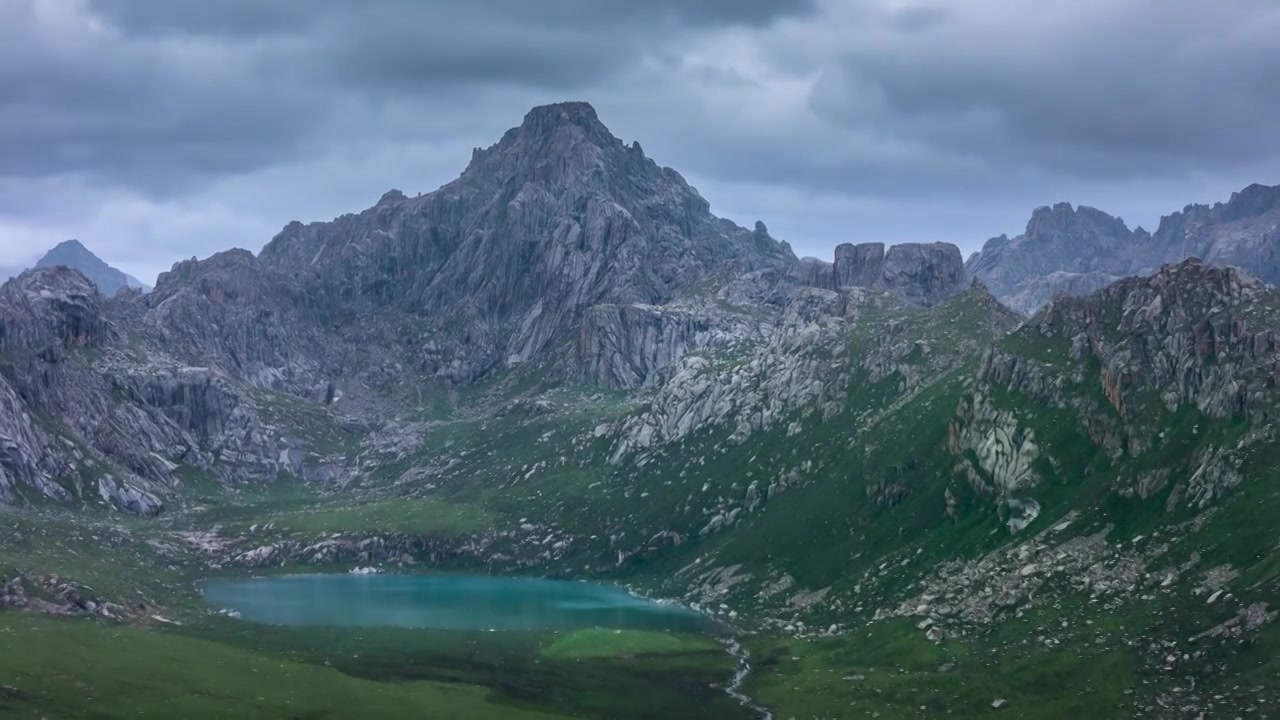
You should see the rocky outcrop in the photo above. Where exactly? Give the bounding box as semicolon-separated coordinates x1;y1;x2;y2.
833;243;886;289
1032;259;1274;421
96;474;163;516
881;243;966;306
0;374;67;504
827;242;966;305
607;286;882;463
788;257;835;291
950;259;1279;519
949;392;1041;498
0;266;343;514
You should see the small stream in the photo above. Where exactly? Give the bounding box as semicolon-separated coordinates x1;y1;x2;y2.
720;637;774;720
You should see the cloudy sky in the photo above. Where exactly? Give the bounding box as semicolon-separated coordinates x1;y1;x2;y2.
3;0;1279;283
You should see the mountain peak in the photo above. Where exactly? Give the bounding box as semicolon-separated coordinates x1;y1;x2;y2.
1217;182;1280;221
1026;203;1130;237
507;101;618;153
32;239;147;297
259;100;797;385
51;238;89;252
463;101;622;181
519;101;603;134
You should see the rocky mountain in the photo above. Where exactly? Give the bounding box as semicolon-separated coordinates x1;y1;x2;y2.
255;102;798;386
2;102;1279;719
0;102;973;517
32;239;148;297
967;183;1280;313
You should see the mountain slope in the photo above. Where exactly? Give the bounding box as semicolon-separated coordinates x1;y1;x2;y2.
33;239;148;296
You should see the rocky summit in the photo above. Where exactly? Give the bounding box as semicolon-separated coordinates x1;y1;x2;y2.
255;101;798;386
32;239;148;297
1;103;1279;720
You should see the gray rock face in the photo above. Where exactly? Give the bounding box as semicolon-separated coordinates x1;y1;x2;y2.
997;271;1121;317
789;257;835;291
138;248;338;397
968;184;1280;314
576;304;750;389
0;373;68;505
833;243;886;289
824;242;966;305
1038;259;1274;422
966;203;1154;314
881;243;967;306
96;474;163;516
0;267;316;514
32;239;147;296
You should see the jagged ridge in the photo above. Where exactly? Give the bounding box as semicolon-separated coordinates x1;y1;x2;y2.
967;184;1280;313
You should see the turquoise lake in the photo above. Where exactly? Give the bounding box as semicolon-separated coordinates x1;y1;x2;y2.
201;574;711;632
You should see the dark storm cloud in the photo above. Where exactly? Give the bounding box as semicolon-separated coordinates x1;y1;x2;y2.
84;0;822;98
3;0;1280;282
90;0;818;35
804;0;1280;182
0;2;325;192
1;0;816;192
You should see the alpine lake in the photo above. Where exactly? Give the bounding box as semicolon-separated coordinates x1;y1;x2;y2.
177;572;756;719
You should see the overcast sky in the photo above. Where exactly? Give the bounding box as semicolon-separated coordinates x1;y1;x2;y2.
3;0;1279;283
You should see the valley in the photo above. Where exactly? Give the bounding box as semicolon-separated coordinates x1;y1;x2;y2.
1;103;1279;719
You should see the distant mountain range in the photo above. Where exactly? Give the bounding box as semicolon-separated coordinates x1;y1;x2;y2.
2;239;147;296
965;184;1280;313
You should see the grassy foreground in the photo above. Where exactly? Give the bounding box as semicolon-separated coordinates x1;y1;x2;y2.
0;615;745;720
0;614;559;720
